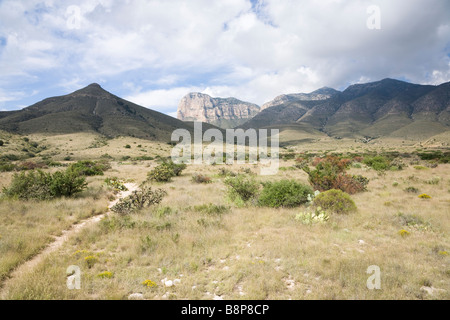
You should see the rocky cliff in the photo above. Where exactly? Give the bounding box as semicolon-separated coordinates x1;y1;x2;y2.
177;92;260;129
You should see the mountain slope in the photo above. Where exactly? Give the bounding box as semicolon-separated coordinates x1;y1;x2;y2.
0;84;214;141
261;87;340;110
240;78;449;141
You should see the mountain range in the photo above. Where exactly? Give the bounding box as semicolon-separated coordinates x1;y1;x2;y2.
179;78;450;142
0;78;448;144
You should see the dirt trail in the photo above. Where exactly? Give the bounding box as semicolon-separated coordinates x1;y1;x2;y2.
0;183;139;298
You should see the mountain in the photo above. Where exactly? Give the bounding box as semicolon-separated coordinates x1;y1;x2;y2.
0;83;217;141
260;87;340;110
241;78;450;141
177;92;260;129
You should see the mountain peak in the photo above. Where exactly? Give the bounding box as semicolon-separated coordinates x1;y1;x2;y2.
72;83;110;97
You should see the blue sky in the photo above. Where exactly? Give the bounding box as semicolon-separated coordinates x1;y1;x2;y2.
0;0;449;117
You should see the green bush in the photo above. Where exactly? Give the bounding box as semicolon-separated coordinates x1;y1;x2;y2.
2;170;52;200
147;161;186;182
224;175;260;203
363;155;391;171
313;189;357;214
165;161;186;176
49;170;88;197
2;169;87;200
258;180;313;208
68;160;110;176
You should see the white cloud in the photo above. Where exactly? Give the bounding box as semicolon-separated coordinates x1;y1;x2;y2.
0;0;449;111
125;87;202;112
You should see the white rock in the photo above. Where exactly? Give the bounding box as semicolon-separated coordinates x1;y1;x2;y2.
128;293;144;300
174;279;181;285
165;280;174;287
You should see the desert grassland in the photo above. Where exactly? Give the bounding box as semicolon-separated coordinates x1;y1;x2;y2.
0;144;448;300
0;177;111;284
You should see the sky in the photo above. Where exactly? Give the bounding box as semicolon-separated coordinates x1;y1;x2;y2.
0;0;449;117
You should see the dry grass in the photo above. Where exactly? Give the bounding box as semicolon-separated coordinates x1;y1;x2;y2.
0;133;449;300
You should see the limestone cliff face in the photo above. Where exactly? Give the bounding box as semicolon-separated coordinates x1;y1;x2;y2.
177;92;260;128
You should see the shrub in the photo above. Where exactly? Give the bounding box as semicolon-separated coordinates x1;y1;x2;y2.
192;174;212;184
68;160;110;176
104;177;128;191
111;185;167;215
147;164;175;182
0;140;3;146
404;186;419;193
333;174;368;194
363;155;390;171
258;180;312;208
418;193;431;199
125;144;131;149
2;169;87;200
313;189;357;214
218;168;237;177
147;161;186;182
303;157;368;194
2;170;53;200
16;161;46;171
49;170;88;197
224;175;260;203
166;161;186;176
85;255;98;268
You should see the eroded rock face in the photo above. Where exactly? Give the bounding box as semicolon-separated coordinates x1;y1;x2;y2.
177;92;260;128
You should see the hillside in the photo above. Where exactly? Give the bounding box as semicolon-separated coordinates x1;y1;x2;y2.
241;78;450;142
0;84;217;141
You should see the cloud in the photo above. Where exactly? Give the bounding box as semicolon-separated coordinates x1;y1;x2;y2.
0;0;448;112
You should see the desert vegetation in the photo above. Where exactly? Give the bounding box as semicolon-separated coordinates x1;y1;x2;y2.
0;132;448;300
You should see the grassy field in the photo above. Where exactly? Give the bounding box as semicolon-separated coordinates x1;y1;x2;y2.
0;132;449;300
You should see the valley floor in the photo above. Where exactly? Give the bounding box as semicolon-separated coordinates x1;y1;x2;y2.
0;134;449;300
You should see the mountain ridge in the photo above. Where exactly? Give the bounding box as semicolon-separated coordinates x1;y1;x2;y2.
0;83;220;141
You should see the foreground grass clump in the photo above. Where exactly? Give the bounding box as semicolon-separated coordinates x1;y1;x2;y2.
312;189;357;214
258;180;312;208
191;174;212;184
2;169;87;200
111;185;167;215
